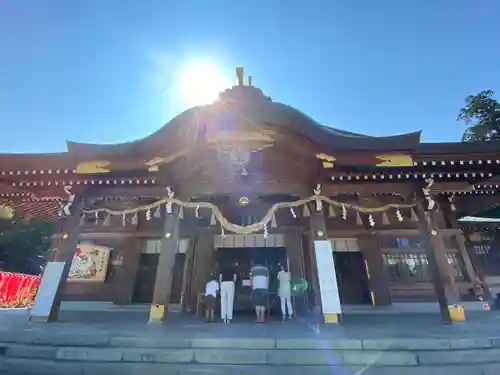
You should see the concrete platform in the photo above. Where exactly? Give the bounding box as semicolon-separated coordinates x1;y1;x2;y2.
1;309;500;374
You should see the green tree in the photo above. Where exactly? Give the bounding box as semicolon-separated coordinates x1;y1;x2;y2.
0;215;54;274
459;89;500;142
0;204;13;220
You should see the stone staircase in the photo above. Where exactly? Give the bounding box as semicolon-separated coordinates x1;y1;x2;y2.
2;333;500;375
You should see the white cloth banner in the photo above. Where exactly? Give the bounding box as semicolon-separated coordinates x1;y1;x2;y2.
30;261;65;320
314;240;342;315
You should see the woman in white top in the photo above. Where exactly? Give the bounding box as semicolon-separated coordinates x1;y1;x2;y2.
219;266;237;323
277;265;293;320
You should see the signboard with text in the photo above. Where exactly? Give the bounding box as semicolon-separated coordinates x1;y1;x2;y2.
314;240;342;315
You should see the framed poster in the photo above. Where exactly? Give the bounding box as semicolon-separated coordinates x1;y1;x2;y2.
68;244;111;283
314;240;342;315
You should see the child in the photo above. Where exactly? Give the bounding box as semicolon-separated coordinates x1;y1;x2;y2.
204;275;219;323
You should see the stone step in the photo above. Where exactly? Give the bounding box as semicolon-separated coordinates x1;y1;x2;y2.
2;341;500;367
2;335;500;374
3;334;500;351
0;359;500;375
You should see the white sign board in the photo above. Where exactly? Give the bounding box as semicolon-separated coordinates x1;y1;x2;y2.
30;261;65;320
314;240;342;315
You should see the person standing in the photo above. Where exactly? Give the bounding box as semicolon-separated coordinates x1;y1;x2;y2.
250;263;269;323
219;265;237;323
277;265;293;320
204;274;219;323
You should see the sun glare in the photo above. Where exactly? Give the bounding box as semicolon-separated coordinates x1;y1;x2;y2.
175;60;231;108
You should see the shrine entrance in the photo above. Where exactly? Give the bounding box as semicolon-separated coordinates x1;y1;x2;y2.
132;254;158;303
331;238;372;305
211;233;290;316
215;247;287;315
334;252;371;304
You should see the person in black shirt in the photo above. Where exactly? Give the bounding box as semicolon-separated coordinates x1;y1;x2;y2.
219;265;237;323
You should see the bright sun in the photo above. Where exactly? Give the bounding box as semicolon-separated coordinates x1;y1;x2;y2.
175;60;231;108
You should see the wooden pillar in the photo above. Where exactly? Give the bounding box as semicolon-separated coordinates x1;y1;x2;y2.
461;232;490;282
181;235;195;313
455;233;492;300
308;210;326;308
113;238;142;305
31;196;82;322
453;234;478;281
148;208;180;323
358;233;392;306
309;207;341;324
284;227;306;312
190;228;216;312
441;198;491;300
415;202;464;323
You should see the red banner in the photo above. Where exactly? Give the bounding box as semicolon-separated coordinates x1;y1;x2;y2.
0;272;40;308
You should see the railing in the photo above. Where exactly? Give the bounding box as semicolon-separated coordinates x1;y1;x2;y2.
0;272;39;308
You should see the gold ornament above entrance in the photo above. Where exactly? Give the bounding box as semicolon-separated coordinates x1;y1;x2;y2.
207;130;274;154
208;130;274;174
239;196;250;206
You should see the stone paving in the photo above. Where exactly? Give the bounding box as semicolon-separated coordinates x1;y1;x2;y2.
1;309;500;374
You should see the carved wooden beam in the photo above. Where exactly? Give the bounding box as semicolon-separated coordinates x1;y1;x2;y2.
323;182;413;197
429;181;473;194
356;195;415;208
85;186;167;199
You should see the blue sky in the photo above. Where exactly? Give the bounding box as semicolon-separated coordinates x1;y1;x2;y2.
0;0;499;153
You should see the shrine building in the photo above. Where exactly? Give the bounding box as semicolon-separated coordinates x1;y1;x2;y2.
1;67;500;323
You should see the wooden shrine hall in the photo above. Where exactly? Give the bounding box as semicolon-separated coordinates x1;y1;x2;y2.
1;67;500;324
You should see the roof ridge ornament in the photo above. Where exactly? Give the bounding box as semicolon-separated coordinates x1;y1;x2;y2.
218;67;271;103
236;67;244;86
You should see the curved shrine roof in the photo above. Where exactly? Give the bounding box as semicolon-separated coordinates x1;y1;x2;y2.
66;83;422;158
2;67;500;173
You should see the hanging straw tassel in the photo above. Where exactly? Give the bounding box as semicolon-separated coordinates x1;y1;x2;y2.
382;211;390;225
178;206;184;219
356;211;363;225
303;204;311;217
154;206;161;219
410;208;418;222
131;212;138;225
102;214;111;227
210;211;216;226
271;212;277;228
328;205;336;218
79;213;86;226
